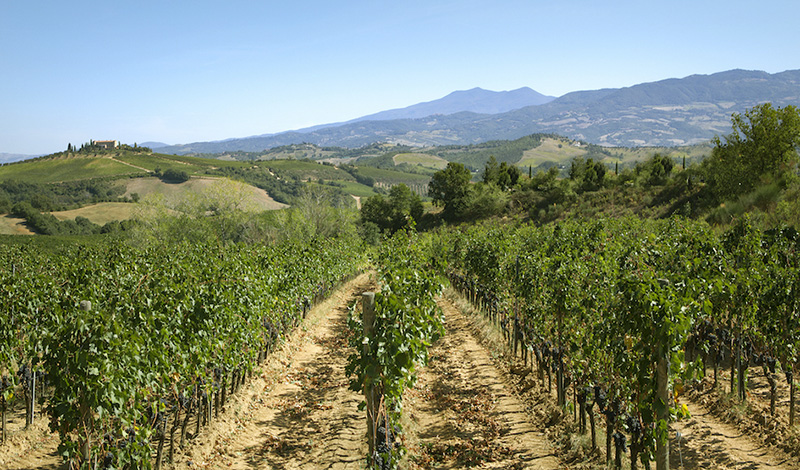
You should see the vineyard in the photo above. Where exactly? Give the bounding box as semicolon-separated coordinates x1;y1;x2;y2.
1;215;800;470
439;216;800;469
0;238;366;469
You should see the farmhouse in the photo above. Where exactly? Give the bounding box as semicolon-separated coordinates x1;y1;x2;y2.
95;140;118;150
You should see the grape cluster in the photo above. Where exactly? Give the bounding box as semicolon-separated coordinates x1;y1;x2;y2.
625;414;642;440
594;385;607;412
371;421;399;470
18;363;33;391
613;431;627;452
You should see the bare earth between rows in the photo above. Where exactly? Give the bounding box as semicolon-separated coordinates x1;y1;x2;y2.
403;295;561;470
2;273;799;470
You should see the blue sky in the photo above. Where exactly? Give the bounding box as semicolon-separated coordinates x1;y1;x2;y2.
2;0;799;155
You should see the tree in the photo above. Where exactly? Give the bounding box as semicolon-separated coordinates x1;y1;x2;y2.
530;166;560;192
465;182;508;219
570;157;606;192
497;162;521;190
160;169;190;183
360;184;423;234
360;195;392;233
429;162;472;222
483;156;500;185
707;103;800;199
387;184;423;231
483;156;521;190
644;154;674;187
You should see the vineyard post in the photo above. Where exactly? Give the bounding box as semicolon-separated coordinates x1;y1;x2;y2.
30;365;35;425
362;292;377;458
656;355;669;470
790;363;796;426
78;300;92;463
1;377;6;444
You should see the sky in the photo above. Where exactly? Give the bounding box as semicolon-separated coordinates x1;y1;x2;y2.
2;0;799;155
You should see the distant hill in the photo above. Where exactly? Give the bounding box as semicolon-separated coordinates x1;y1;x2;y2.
0;153;38;164
272;87;554;134
346;87;555;122
0;150;249;184
158;86;556;154
140;141;169;149
158;69;800;154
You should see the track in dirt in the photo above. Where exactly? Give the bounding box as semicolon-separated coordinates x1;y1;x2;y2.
431;290;800;470
670;400;797;470
0;272;375;470
404;294;561;470
5;272;797;470
177;271;374;470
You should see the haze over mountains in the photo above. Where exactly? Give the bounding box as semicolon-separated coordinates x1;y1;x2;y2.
155;69;800;155
5;69;799;161
0;153;37;164
339;87;556;122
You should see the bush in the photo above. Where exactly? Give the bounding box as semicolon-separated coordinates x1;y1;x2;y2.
160;169;190;183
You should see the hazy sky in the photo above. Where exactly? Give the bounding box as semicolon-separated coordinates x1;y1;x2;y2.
2;0;799;155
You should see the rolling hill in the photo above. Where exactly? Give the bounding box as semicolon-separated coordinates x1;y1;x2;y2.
0;132;720;236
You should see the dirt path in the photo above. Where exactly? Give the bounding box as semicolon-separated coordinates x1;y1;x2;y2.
0;272;374;470
671;399;798;469
174;271;374;470
404;295;561;470
0;418;61;470
108;156;152;172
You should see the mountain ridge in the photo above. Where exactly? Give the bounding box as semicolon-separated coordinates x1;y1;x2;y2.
262;86;554;136
157;69;800;155
351;86;555;121
1;152;40;164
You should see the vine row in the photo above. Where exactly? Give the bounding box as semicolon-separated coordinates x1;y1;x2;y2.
437;216;799;469
0;238;365;469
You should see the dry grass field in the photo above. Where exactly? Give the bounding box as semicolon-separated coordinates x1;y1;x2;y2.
123;176;288;211
0;215;34;235
393;152;448;169
50;202;137;225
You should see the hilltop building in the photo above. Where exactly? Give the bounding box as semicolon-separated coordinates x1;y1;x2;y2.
95;140;118;150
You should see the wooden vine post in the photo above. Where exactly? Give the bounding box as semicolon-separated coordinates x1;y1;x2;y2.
656;355;670;470
78;300;93;464
362;292;377;459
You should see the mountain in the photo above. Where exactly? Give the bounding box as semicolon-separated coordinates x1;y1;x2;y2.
159;87;555;154
350;87;555;122
502;69;800;146
0;153;38;164
262;87;554;135
158;69;800;155
140;141;169;149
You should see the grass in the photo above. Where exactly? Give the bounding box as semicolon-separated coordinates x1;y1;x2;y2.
514;138;713;171
334;181;380;198
518;137;587;168
356;166;431;184
0;214;34;235
0;156;145;183
445;288;510;361
51;202;137;225
155;153;248;168
116;152;250;173
0;151;253;184
114;154;203;173
393;153;448;170
264;160;355;182
122;176;287;211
